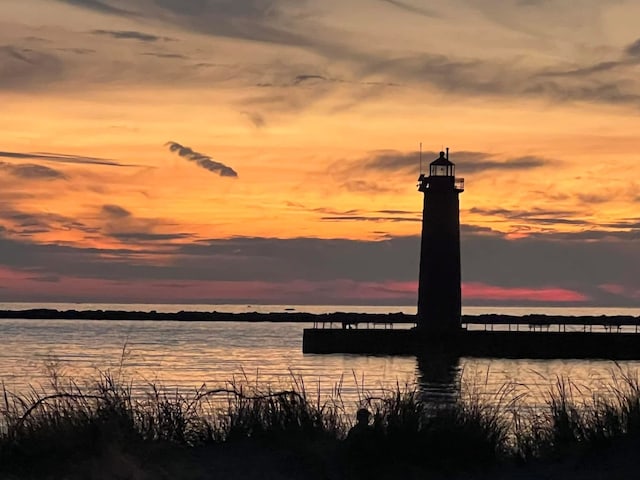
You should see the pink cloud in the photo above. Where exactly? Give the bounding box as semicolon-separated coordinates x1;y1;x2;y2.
600;284;640;299
0;267;590;304
462;282;588;302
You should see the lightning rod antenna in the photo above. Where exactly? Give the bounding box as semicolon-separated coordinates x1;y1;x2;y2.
446;147;449;160
419;142;423;174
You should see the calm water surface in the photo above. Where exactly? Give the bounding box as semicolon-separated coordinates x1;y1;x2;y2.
2;304;640;408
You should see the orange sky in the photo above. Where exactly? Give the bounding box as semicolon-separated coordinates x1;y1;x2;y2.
0;0;639;305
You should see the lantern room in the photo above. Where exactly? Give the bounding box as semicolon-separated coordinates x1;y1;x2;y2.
430;151;455;177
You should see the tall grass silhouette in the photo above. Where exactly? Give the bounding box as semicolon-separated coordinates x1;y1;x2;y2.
3;366;640;478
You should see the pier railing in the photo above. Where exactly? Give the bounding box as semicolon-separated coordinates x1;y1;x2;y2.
310;315;640;334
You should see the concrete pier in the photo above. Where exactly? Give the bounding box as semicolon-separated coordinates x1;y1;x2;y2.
302;328;640;359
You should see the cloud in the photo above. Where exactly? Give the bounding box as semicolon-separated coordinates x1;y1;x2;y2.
602;218;640;230
59;0;135;16
377;0;440;18
321;216;420;223
312;207;420;223
57;48;97;55
626;38;640;58
140;52;187;59
240;111;267;128
38;1;640;109
363;49;640;107
460;156;549;174
91;30;173;42
293;74;328;85
0;224;638;304
0;162;67;180
469;207;589;226
166;141;238;177
58;0;314;49
349;150;548;175
101;204;131;218
300;206;420;223
0;151;138;167
111;232;194;242
463;282;588;303
30;275;61;283
2;46;34;64
0;45;64;90
96;204;197;244
341;180;397;194
535;37;640;81
0;208;97;238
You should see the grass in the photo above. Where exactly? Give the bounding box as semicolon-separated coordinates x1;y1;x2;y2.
4;369;640;479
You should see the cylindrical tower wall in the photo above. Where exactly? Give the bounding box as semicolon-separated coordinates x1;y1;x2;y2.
417;182;461;331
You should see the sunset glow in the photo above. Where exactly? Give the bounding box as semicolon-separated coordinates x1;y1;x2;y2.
1;0;639;305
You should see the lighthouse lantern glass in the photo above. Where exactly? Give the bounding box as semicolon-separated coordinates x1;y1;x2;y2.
430;164;455;177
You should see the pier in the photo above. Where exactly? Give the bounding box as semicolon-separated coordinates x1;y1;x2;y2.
302;326;640;359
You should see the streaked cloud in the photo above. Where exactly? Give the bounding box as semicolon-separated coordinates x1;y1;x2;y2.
166;142;238;178
0;162;67;180
58;0;135;16
463;283;588;303
91;30;174;42
140;52;187;59
0;151;138;167
469;207;590;227
377;0;439;18
348;150;549;175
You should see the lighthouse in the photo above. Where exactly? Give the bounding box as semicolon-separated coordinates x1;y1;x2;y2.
417;149;464;332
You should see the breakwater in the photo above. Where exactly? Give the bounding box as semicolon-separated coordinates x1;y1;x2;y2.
1;309;639;326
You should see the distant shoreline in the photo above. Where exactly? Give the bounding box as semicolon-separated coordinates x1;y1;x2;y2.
0;309;639;325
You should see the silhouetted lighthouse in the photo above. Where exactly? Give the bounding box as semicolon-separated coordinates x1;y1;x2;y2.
417;149;464;332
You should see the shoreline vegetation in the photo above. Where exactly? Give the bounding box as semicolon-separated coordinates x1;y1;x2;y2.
0;309;639;326
3;371;640;479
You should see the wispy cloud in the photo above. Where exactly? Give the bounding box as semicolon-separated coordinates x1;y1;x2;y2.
140;52;186;59
166;142;238;178
59;0;135;16
37;1;640;110
626;38;640;58
91;30;173;42
0;162;67;180
101;204;132;218
0;45;64;90
321;215;420;223
346;150;549;175
308;207;420;223
341;180;398;194
469;207;590;226
377;0;440;18
240;111;267;128
0;151;138;167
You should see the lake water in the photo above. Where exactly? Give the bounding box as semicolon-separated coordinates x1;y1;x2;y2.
2;303;640;409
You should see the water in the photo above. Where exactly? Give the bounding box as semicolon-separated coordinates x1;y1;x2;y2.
2;304;640;408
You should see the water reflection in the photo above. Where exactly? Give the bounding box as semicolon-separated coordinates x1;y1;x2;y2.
415;351;461;405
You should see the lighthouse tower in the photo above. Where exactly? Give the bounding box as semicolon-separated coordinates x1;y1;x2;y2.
417;149;464;332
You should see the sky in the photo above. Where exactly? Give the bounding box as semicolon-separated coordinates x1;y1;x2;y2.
0;0;639;306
